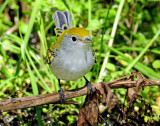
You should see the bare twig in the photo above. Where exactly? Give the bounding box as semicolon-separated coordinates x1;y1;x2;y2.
0;73;160;112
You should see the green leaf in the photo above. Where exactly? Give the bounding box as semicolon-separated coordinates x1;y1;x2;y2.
19;21;28;34
3;34;22;45
105;62;116;71
0;77;16;90
152;60;160;69
1;65;13;78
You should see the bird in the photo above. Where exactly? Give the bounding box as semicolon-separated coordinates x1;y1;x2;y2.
46;11;95;103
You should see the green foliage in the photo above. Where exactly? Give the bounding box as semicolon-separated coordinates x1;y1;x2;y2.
0;0;160;125
152;60;160;69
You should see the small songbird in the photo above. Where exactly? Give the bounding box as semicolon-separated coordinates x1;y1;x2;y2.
46;11;95;103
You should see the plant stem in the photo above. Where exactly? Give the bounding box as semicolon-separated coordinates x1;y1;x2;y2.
88;0;91;34
97;0;125;82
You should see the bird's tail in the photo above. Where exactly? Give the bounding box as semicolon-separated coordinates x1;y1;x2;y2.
53;11;72;37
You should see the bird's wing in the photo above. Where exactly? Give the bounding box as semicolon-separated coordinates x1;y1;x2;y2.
46;49;55;65
46;11;72;64
46;40;61;65
46;30;66;64
91;48;96;63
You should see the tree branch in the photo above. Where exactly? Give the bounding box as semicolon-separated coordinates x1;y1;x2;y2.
0;73;160;112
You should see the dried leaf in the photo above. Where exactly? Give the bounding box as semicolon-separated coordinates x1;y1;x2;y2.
77;92;99;126
156;96;160;106
127;88;135;101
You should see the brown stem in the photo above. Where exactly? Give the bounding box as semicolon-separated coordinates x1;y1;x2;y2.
0;78;160;112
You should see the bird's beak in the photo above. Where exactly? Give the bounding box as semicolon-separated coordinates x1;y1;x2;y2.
81;38;92;43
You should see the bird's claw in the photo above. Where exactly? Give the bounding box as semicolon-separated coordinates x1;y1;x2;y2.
87;82;94;94
58;87;65;103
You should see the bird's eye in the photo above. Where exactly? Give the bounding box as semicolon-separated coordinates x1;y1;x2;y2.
72;36;77;41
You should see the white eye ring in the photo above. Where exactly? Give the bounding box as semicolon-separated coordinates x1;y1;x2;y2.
72;36;77;41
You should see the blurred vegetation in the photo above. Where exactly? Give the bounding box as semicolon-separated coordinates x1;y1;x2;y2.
0;0;160;125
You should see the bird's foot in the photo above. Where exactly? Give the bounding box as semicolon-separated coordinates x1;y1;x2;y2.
58;87;65;103
84;76;95;94
86;81;94;94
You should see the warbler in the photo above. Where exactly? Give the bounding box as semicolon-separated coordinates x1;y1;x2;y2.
46;11;95;103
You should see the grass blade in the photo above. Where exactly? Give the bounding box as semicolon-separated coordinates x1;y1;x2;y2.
23;0;41;48
29;49;58;92
25;49;52;93
125;30;160;73
0;0;9;14
109;46;160;79
26;60;39;95
0;77;16;90
98;0;126;82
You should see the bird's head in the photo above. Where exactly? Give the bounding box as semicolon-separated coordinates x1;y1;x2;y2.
59;27;92;48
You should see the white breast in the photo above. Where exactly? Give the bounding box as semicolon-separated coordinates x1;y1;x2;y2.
50;46;94;81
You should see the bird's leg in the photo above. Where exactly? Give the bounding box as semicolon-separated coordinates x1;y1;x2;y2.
83;76;94;94
58;79;65;103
